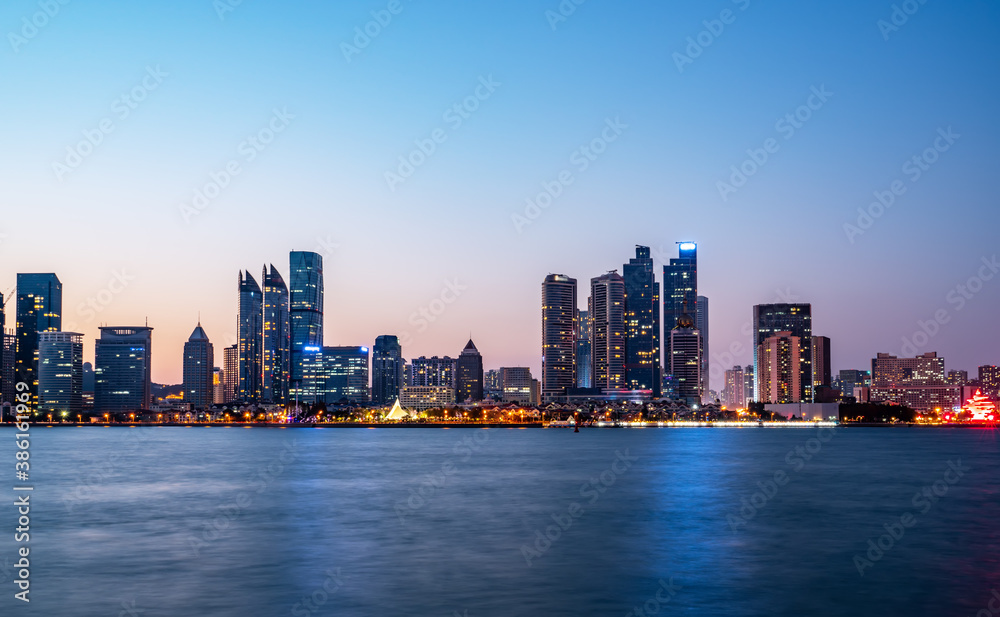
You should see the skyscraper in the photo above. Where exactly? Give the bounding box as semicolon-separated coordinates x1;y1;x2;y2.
223;344;238;404
2;329;14;405
757;331;803;404
743;365;754;405
183;323;214;410
591;271;626;392
38;331;83;417
290;251;324;397
301;346;369;405
541;274;577;401
238;271;262;402
501;367;534;404
261;264;290;403
94;326;153;414
724;365;746;408
979;365;1000;399
16;273;63;408
696;295;709;397
372;335;404;405
456;339;484;402
409;356;456;388
668;310;701;404
752;304;812;402
575;309;592;388
623;246;661;396
663;242;697;369
812;335;832;390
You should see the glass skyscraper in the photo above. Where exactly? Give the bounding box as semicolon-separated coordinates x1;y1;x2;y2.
261;264;290;403
38;331;83;416
182;323;214;410
94;326;153;414
289;251;324;397
238;271;262;402
590;271;626;391
623;246;661;397
301;346;369;405
541;274;577;402
15;273;63;408
372;335;403;406
663;243;700;398
575;309;592;389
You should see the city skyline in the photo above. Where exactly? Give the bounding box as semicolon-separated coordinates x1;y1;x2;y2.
1;1;997;385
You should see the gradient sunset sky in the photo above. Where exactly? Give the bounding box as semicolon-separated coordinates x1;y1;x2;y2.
1;0;998;385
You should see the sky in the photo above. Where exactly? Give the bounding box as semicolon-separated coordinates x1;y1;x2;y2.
1;0;998;387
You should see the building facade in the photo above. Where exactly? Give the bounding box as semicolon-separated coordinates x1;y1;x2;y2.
979;365;1000;399
752;304;812;402
289;251;324;397
301;346;370;405
238;271;262;402
501;367;534;404
623;246;661;397
182;323;214;410
812;336;832;389
724;365;746;408
542;274;577;401
409;356;456;389
696;295;709;397
222;344;238;404
870;352;960;413
757;331;802;404
575;309;592;389
590;271;626;392
456;339;484;402
372;335;404;405
400;386;455;410
261;264;290;404
669;312;701;404
94;326;153;414
16;273;63;408
664;242;698;377
38;331;83;416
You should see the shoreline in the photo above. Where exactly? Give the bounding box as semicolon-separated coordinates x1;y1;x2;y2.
1;421;996;429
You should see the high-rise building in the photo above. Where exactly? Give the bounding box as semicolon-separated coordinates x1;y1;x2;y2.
947;370;968;386
484;369;501;400
541;274;577;401
743;365;754;404
835;369;871;401
979;366;1000;399
290;251;324;397
238;271;262;402
2;329;14;405
213;368;225;405
668;310;701;404
664;242;698;375
301;346;369;405
16;273;63;408
94;327;153;414
456;339;484;402
752;304;812;402
623;246;661;396
724;365;745;408
575;309;592;389
182;323;214;410
38;331;83;417
870;352;960;413
501;367;534;404
757;331;803;404
591;271;626;391
261;264;290;404
812;336;832;390
409;356;456;388
372;335;404;405
223;344;239;404
696;295;709;397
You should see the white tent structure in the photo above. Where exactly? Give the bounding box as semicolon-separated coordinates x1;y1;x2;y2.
384;399;411;421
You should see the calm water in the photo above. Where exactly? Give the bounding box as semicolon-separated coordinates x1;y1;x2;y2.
0;425;998;616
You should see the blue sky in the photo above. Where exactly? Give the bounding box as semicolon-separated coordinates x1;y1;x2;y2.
1;0;998;385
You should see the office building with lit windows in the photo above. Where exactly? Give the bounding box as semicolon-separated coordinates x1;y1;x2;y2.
182;323;214;410
575;309;592;389
238;271;262;402
623;246;660;396
724;365;746;408
664;243;698;377
456;339;484;402
542;274;577;401
223;344;238;404
870;352;960;413
757;331;802;404
591;271;626;392
94;326;153;414
38;331;83;416
290;251;324;397
372;335;404;405
16;273;63;408
668;311;701;404
753;304;812;402
301;346;370;405
261;264;290;404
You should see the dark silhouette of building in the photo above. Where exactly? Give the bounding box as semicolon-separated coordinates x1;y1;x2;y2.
15;273;62;408
623;246;661;396
95;326;153;413
238;271;262;401
372;335;403;405
183;323;214;410
456;339;484;402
